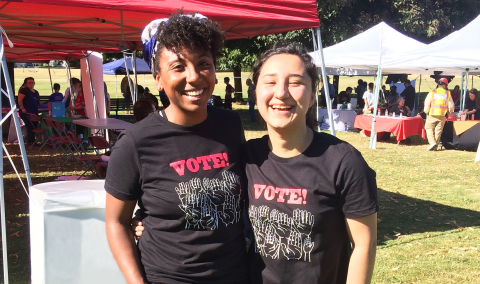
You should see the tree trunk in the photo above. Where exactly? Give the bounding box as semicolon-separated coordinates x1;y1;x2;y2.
233;66;244;102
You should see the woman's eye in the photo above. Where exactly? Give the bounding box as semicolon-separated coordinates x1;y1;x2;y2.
289;81;302;86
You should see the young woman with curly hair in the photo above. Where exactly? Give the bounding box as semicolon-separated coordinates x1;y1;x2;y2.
105;11;248;284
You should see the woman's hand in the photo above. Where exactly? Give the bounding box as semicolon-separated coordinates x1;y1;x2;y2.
131;217;145;239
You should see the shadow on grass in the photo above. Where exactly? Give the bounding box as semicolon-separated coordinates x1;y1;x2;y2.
377;188;480;245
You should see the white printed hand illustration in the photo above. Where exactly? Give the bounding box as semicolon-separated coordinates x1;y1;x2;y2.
303;237;314;262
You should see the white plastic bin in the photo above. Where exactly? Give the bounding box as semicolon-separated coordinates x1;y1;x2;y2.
29;180;126;284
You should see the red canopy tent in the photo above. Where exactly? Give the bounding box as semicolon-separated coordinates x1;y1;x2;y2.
0;0;320;61
0;2;323;283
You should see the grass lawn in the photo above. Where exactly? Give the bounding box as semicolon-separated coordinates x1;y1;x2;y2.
2;68;479;283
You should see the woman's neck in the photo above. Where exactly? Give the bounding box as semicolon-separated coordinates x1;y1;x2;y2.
267;124;314;158
164;105;208;126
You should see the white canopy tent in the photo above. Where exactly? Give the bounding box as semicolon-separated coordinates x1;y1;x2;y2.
382;15;480;76
310;22;426;146
310;22;426;71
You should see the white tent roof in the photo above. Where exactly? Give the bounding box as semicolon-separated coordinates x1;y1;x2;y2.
383;15;480;75
309;22;426;71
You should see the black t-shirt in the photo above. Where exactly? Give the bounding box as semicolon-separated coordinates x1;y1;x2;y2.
19;87;40;114
244;132;378;284
105;106;248;284
465;98;480;120
400;85;415;110
337;91;351;104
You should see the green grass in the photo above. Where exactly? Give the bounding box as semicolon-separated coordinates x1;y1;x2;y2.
3;68;480;283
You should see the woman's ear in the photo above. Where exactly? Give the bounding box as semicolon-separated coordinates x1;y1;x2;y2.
155;74;163;91
309;91;316;108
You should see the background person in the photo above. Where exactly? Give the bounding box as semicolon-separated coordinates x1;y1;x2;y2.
423;78;454;151
337;87;352;104
105;12;248;284
355;79;366;108
451;85;460;106
320;75;335;108
387;85;399;111
62;77;80;110
142;87;159;109
73;82;86;117
389;98;411;117
133;99;156;122
48;83;63;102
363;82;375;113
18;77;42;144
224;76;234;110
464;88;480;120
400;79;415;110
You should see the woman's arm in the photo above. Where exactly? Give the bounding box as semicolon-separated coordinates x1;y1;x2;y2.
345;213;377;284
405;106;412;117
105;193;146;284
18;92;26;113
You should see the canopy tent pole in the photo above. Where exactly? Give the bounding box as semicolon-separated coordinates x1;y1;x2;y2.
133;51;138;103
47;65;53;93
85;54;100;119
64;60;74;110
315;28;335;136
123;53;134;106
0;29;34;284
311;29;319;131
475;140;480;162
461;69;469;112
417;75;422;115
460;72;465;111
143;74;145;87
369;24;385;149
115;75;118;98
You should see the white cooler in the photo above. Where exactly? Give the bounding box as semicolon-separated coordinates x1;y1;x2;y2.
29;180;126;284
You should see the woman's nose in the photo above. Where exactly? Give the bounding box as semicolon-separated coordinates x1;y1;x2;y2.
186;65;200;83
273;81;289;99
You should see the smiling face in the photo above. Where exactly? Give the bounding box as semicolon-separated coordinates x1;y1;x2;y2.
155;47;215;125
255;54;314;132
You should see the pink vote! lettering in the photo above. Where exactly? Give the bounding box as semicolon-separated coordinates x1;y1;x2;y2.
169;152;230;176
253;184;307;204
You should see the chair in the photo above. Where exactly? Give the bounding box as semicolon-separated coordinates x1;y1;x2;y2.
67;131;102;179
26;113;45;149
88;135;111;178
50;119;76;165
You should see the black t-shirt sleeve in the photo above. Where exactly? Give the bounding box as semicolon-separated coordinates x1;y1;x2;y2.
336;147;378;218
104;132;142;200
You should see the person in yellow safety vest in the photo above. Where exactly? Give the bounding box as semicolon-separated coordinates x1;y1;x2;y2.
423;77;455;151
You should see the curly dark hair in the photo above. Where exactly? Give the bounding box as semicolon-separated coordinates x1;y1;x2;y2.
152;10;224;78
252;42;319;130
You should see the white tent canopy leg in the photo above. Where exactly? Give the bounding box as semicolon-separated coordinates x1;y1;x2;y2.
0;27;34;284
475;142;480;162
314;28;335;136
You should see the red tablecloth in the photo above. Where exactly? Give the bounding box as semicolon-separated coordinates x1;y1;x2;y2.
354;115;426;142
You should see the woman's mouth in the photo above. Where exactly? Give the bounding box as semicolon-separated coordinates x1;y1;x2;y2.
183;89;204;97
270;105;292;113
